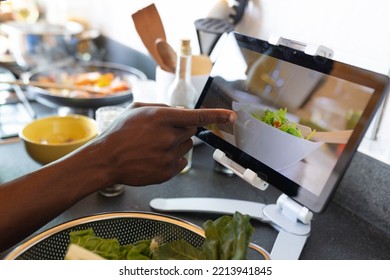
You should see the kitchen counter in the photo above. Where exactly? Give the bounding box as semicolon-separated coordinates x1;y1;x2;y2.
0;102;389;260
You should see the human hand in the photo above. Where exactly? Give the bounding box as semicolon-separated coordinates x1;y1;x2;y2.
91;105;236;186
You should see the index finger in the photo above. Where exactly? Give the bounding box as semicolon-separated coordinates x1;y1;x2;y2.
167;108;237;127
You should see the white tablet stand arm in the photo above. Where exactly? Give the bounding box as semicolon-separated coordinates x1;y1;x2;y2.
212;149;269;191
268;35;334;58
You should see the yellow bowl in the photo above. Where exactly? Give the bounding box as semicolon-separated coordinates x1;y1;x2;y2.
19;114;99;164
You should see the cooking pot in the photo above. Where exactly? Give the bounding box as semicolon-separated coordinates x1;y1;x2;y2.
0;20;96;69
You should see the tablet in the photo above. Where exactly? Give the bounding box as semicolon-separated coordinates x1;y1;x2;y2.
195;32;389;213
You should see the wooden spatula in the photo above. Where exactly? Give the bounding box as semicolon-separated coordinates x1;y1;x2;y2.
155;38;176;73
155;38;213;75
297;124;352;144
132;4;167;69
309;130;353;144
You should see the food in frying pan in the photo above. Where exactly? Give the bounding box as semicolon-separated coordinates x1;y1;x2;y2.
65;212;255;260
37;71;130;98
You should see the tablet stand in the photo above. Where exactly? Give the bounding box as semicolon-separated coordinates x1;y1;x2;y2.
151;37;333;259
213;149;312;259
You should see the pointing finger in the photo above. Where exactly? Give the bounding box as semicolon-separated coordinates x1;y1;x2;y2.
165;108;237;127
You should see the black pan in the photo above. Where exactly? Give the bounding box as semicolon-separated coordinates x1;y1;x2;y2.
22;60;147;109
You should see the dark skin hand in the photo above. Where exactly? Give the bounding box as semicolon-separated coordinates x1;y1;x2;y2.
0;103;236;252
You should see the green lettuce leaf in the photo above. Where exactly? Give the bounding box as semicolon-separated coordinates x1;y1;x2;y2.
152;240;205;260
202;212;254;260
69;228;122;260
252;108;303;138
69;229;153;260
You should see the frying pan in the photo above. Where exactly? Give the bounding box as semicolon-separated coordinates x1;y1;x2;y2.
22;60;147;109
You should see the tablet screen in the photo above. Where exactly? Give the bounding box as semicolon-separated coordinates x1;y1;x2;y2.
195;32;389;212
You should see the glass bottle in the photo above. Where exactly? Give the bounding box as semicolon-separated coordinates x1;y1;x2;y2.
167;39;197;173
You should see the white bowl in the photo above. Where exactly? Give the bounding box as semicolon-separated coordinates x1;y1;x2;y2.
232;102;322;170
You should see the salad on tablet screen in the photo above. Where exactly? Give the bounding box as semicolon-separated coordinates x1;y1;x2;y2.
252;108;315;140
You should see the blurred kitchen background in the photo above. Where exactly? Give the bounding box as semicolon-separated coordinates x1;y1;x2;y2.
1;0;389;165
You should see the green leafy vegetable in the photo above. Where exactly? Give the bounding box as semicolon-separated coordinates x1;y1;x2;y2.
152;240;205;260
66;212;255;260
69;228;153;260
252;108;304;138
203;212;254;260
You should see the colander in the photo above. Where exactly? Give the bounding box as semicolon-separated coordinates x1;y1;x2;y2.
4;212;270;260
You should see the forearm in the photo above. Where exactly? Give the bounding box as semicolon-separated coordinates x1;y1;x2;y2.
0;106;237;253
0;142;111;252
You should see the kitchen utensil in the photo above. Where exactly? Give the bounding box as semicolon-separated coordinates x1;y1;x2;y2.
1;80;108;95
0;21;85;69
297;124;353;144
132;4;167;68
194;0;249;56
229;0;250;25
0;66;37;119
22;60;146;109
154;38;213;76
310;130;353;144
12;83;37;120
194;18;234;55
4;211;270;260
155;38;176;73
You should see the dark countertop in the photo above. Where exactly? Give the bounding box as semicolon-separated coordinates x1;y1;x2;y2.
0;102;389;260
